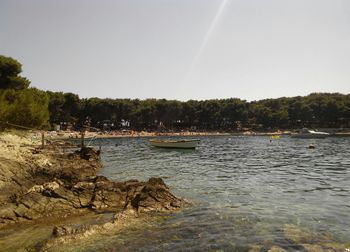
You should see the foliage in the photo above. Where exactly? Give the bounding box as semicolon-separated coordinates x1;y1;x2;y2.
0;55;30;90
46;91;82;124
0;88;49;129
45;92;350;131
0;55;49;129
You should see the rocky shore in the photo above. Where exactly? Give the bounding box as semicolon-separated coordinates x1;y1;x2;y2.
0;132;185;250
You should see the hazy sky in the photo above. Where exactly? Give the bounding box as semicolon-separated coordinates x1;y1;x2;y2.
1;0;350;101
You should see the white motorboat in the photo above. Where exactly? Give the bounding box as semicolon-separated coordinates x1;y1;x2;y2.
149;139;200;149
291;128;330;139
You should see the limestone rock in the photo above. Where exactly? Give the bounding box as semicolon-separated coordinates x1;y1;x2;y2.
0;133;185;237
321;242;350;252
248;245;263;252
283;224;332;244
267;246;287;252
130;178;184;213
302;244;326;252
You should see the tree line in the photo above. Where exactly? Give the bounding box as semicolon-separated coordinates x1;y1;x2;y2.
46;92;350;131
1;55;350;131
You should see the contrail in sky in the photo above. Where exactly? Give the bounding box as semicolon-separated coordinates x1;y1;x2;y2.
183;0;230;84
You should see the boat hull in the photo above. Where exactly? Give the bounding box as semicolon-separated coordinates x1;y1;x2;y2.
291;133;328;139
150;139;199;149
291;128;330;139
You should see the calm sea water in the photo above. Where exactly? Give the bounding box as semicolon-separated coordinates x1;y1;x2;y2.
95;136;350;251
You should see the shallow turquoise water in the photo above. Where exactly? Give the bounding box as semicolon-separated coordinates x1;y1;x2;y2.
97;136;350;250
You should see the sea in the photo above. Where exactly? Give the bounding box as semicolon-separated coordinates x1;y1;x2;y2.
90;135;350;251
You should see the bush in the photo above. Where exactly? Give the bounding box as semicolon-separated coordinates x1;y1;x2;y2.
0;88;49;129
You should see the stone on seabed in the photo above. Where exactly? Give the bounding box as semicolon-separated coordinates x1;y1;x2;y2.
267;246;287;252
283;224;350;252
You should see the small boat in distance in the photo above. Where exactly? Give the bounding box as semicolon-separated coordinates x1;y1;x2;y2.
291;128;330;139
149;139;200;149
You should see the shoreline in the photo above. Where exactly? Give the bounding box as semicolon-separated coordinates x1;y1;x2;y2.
1;131;349;251
47;129;350;141
0;131;186;250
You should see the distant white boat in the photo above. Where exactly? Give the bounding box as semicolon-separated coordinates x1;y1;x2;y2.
150;139;200;149
291;128;330;139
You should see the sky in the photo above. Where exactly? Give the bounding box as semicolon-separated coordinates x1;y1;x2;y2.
1;0;350;101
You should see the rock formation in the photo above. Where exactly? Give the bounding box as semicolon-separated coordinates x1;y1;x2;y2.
0;134;185;230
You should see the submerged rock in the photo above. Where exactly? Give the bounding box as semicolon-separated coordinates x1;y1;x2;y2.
301;244;326;252
321;242;350;252
248;245;263;252
283;224;331;244
267;246;288;252
283;224;350;252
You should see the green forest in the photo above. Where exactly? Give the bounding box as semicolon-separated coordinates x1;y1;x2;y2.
1;55;350;131
0;55;49;129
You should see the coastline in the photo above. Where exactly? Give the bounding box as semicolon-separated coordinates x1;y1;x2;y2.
49;130;231;140
0;131;186;250
1;131;349;251
47;129;350;141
